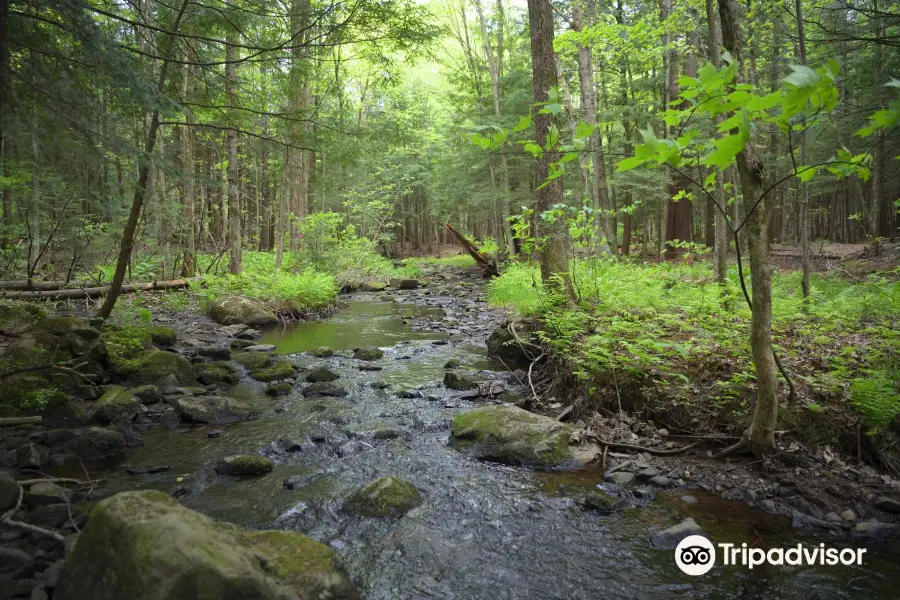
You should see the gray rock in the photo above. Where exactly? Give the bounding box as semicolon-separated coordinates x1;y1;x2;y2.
27;503;72;528
604;472;636;488
65;427;126;461
0;472;19;511
0;546;31;574
173;396;259;425
27;482;72;507
31;585;49;600
219;323;249;337
824;512;843;523
649;475;672;488
486;326;530;364
762;499;777;513
651;517;707;549
243;344;276;352
209;296;277;327
633;487;655;501
636;467;660;481
353;347;384;361
852;521;900;542
42;560;64;588
841;509;856;522
88;386;140;424
131;385;162;405
874;496;900;514
681;495;698;504
17;442;50;468
343;477;422;517
310;347;333;358
302;382;348;398
577;490;621;514
197;345;231;360
282;473;321;490
443;371;475;390
215;455;274;476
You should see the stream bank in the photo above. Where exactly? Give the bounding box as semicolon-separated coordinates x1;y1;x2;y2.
2;263;900;599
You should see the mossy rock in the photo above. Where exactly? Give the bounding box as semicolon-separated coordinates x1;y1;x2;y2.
352;347;384;361
64;427;127;461
173;396;259;425
145;326;177;347
450;405;574;469
131;385;162;405
209;296;277;327
265;383;292;396
310;347;334;358
251;360;295;383
55;490;358;600
303;382;348;398
234;351;272;371
89;386;140;424
306;366;339;383
443;371;475;390
216;455;274;476
343;477;422;518
576;490;621;514
124;351;195;389
360;281;388;292
195;361;240;386
443;359;461;369
0;303;45;336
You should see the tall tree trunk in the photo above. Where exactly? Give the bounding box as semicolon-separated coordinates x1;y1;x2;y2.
707;0;728;283
528;0;572;297
796;0;809;297
573;2;615;254
259;114;272;251
663;1;695;259
1;135;11;250
718;0;778;457
28;116;40;274
225;1;241;275
180;59;196;276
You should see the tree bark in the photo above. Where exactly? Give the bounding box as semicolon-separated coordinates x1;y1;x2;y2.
573;2;615;254
707;0;728;283
225;0;241;275
528;0;573;298
718;0;778;457
796;0;809;298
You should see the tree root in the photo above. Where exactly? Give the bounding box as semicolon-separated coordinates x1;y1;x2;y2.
713;437;751;459
589;436;705;456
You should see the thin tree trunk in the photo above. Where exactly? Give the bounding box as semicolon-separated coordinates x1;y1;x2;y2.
97;0;190;319
707;0;728;283
225;1;241;274
718;0;778;457
796;0;809;297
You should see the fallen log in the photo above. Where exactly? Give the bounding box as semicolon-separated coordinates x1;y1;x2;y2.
0;277;201;300
0;416;42;426
444;223;499;276
0;280;93;291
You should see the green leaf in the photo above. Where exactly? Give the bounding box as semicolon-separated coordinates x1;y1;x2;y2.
616;156;646;172
784;64;820;88
796;166;816;182
513;116;532;132
574;122;596;139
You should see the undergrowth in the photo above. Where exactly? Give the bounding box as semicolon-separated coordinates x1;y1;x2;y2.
489;260;900;442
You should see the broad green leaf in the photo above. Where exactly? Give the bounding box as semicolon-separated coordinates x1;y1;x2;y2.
513;116;532;132
616;156;646;172
796;166;816;182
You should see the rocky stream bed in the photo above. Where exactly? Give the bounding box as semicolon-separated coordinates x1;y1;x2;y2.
2;265;900;599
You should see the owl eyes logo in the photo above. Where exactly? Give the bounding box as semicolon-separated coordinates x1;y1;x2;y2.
675;535;716;576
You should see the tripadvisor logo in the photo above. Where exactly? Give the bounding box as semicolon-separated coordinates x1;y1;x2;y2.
674;535;867;576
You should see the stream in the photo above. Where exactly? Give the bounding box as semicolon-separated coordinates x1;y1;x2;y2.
88;277;900;599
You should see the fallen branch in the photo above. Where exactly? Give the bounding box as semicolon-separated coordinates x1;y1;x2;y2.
1;485;65;543
589;436;705;456
444;223;499;276
0;416;42;426
0;277;201;300
0;362;97;388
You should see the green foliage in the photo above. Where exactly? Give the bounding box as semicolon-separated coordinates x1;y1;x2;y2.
851;376;900;434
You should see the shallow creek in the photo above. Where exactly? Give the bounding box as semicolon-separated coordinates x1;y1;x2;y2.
96;294;899;599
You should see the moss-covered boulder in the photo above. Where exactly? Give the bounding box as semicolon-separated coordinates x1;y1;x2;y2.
89;386;140;424
306;366;339;383
216;455;274;476
173;396;259;425
131;385;162;405
209;296;277;327
310;347;334;358
360;281;388;292
265;382;292;396
486;326;531;364
302;382;348;398
353;347;384;361
450;405;574;469
443;371;475;390
343;477;422;518
195;361;240;386
55;490;358;600
443;359;461;369
234;352;295;382
124;351;195;389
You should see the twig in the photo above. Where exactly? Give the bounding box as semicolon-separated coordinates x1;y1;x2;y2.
0;363;97;388
2;485;65;543
527;353;545;405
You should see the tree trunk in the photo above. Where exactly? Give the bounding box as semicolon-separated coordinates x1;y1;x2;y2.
225;2;241;275
528;0;572;297
180;75;196;276
707;0;728;283
718;0;778;457
573;2;615;254
796;0;809;297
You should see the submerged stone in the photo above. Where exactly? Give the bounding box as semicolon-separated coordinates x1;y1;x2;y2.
303;382;348;398
343;477;422;518
450;405;574;468
216;455;274;476
54;490;357;600
194;361;240;386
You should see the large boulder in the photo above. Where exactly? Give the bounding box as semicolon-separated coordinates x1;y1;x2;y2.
194;362;240;386
450;405;574;468
443;371;475;390
486;326;532;365
125;351;195;390
89;386;140;424
64;427;127;461
209;296;277;327
173;396;259;425
55;490;358;600
343;477;422;518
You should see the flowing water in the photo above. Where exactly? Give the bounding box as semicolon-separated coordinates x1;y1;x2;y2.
104;293;900;599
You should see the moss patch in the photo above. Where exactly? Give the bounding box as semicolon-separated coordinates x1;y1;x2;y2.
195;361;240;385
343;477;422;518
